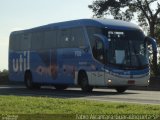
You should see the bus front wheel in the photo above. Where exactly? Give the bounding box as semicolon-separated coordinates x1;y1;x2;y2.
115;87;128;93
79;73;93;92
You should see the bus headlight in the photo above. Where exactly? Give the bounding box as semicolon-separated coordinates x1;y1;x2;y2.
108;80;112;83
148;80;150;83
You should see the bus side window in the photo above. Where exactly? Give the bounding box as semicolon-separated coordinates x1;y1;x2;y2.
31;32;44;50
44;30;57;49
92;38;105;63
71;28;85;48
10;34;21;51
57;28;85;48
20;33;31;50
58;29;71;48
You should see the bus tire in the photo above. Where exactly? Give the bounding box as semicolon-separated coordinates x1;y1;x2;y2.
25;71;40;89
54;85;68;90
115;87;128;93
79;72;93;92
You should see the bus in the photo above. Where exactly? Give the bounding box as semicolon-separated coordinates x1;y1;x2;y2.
9;19;157;93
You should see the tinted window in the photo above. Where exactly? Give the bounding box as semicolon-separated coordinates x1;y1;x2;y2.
31;32;44;50
20;33;31;50
71;28;85;48
87;27;103;49
57;27;85;48
9;34;21;51
44;30;57;49
58;29;71;48
107;30;148;69
92;37;105;63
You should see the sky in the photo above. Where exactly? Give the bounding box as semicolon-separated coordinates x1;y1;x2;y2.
0;0;94;70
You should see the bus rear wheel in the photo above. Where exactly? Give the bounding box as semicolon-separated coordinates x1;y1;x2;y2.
115;87;128;93
79;73;93;92
25;72;40;89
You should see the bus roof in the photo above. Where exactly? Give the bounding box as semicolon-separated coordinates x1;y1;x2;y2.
12;19;141;34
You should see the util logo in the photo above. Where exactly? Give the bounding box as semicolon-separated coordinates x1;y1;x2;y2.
12;51;30;72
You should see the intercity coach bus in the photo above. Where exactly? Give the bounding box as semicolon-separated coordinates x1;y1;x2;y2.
9;19;157;93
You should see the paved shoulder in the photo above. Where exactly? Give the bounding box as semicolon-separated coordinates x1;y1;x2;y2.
0;86;160;105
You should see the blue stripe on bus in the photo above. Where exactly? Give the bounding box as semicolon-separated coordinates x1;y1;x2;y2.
107;67;149;76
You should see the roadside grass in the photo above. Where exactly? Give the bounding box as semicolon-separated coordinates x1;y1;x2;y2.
0;95;159;119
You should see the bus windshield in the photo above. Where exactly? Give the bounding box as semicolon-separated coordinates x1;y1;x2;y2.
107;30;149;69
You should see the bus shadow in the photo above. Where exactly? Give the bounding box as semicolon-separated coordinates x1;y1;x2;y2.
0;86;139;99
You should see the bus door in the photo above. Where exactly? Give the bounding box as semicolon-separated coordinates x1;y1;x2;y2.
91;35;106;86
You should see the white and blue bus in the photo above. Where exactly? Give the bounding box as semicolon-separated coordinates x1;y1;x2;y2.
9;19;157;93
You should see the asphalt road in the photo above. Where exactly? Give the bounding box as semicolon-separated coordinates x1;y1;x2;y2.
0;85;160;105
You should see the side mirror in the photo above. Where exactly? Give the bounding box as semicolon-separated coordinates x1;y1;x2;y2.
93;34;109;49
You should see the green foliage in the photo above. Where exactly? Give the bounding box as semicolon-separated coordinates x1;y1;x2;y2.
0;95;160;115
0;69;8;76
155;22;160;45
0;69;9;85
149;51;160;76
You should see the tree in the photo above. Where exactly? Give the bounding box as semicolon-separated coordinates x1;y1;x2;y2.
88;0;160;39
155;19;160;44
0;69;8;76
89;0;160;75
